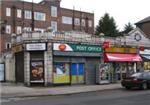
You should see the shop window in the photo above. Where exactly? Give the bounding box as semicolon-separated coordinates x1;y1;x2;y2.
144;62;150;71
53;63;70;83
6;7;11;16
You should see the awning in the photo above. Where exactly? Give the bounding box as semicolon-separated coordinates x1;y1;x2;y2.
104;53;142;62
141;55;150;60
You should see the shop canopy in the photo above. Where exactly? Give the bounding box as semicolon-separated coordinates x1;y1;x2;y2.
104;53;142;62
141;55;150;60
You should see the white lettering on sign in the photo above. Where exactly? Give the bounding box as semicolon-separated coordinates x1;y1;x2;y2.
26;43;46;51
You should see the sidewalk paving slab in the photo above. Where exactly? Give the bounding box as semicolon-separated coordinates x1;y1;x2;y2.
0;83;122;98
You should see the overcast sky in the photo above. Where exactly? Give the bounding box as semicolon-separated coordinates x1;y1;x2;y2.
25;0;150;31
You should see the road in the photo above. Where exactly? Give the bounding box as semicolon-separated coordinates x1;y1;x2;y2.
1;89;150;105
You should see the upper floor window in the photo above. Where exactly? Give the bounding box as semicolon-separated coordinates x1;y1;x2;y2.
34;28;45;33
24;10;31;19
81;19;85;26
51;21;57;32
62;16;72;25
74;18;80;26
51;6;57;17
6;25;11;34
17;9;22;18
88;20;92;27
23;27;32;32
6;8;11;16
34;12;46;21
16;26;22;34
5;42;11;49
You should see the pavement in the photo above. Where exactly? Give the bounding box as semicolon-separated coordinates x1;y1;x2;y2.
0;82;122;98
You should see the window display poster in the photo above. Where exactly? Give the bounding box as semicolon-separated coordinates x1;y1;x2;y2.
53;63;70;84
99;63;110;84
30;61;44;83
0;64;4;81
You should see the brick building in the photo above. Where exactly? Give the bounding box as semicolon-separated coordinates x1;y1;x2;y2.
135;16;150;38
0;0;94;55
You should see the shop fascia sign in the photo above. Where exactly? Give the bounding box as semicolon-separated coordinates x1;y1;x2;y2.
140;49;150;55
53;43;102;52
26;43;46;51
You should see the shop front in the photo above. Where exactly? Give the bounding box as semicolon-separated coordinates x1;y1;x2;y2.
140;49;150;71
53;43;102;85
104;47;142;82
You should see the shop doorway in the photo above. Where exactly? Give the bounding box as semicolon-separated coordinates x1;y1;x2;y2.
71;63;85;84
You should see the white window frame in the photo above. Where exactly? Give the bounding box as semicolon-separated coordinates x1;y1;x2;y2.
16;26;22;34
81;19;85;26
51;6;57;17
6;25;11;34
23;27;32;32
24;10;32;19
34;28;45;33
51;21;57;32
5;42;12;49
62;16;72;25
17;9;22;18
34;12;46;21
74;18;80;26
6;8;11;16
88;20;92;27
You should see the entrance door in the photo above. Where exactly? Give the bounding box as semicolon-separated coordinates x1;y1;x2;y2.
71;63;84;84
0;64;5;81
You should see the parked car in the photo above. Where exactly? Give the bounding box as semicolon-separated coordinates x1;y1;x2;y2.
121;72;150;90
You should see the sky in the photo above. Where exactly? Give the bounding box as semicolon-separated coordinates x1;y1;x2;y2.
24;0;150;31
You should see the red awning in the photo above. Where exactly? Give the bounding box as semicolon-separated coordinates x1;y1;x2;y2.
104;53;142;62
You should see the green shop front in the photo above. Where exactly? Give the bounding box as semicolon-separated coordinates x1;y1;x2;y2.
53;43;103;85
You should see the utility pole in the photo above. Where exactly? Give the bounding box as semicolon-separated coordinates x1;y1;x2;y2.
31;0;34;31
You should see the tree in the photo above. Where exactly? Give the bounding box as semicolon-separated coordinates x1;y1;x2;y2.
123;22;134;34
95;13;119;37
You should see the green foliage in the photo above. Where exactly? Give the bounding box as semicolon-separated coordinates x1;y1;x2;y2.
95;13;119;37
123;22;134;34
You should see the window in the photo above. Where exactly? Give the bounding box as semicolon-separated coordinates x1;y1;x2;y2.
34;12;46;21
6;8;11;16
34;28;45;33
62;16;72;25
6;25;11;34
74;18;80;26
51;6;57;17
24;10;31;19
81;19;85;26
23;27;32;32
17;9;22;18
51;21;57;32
88;20;92;27
16;26;22;34
5;42;11;49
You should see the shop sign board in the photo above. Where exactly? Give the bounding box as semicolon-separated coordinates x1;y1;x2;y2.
140;49;150;55
53;43;102;52
0;63;5;81
30;61;44;83
26;43;46;51
105;47;138;53
12;44;23;53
